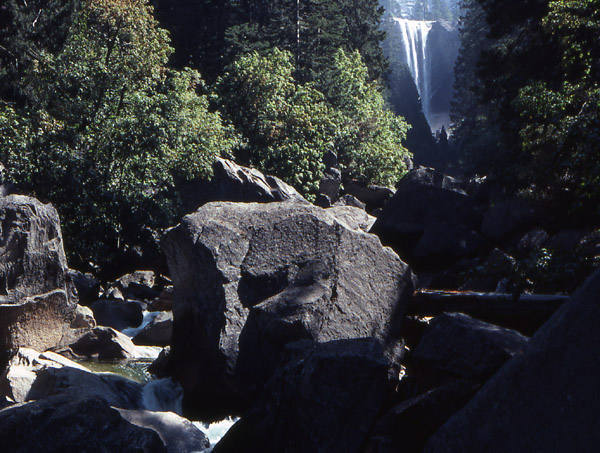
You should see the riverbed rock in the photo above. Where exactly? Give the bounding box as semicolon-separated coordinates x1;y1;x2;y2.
319;167;342;202
214;339;394;453
70;326;142;360
162;201;414;417
0;348;144;408
0;395;167;452
69;269;101;305
334;194;367;210
178;158;307;213
372;167;484;267
133;312;173;347
411;313;529;384
0;195;76;356
425;270;600;452
117;409;210;453
71;305;96;329
91;299;144;331
148;287;174;312
114;270;159;300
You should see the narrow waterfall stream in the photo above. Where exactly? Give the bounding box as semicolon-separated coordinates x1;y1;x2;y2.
393;18;434;127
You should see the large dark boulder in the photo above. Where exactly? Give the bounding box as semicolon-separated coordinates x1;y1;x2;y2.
178;158;307;213
162;202;415;418
0;396;167;452
69;269;101;306
91;299;144;331
411;313;529;383
365;381;479;453
0;195;76;355
481;198;541;242
372;167;484;268
344;180;395;212
425;270;600;452
214;339;395;453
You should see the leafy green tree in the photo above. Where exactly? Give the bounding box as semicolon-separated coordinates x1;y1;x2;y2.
0;0;237;273
320;49;412;186
217;49;336;196
516;0;600;211
217;49;411;196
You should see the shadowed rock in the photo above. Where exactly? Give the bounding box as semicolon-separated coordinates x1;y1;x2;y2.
162;202;414;418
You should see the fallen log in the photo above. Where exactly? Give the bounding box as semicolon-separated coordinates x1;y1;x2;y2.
408;290;570;335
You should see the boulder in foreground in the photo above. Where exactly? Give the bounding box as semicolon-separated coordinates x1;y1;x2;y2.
162;201;414;417
0;195;76;356
425;270;600;452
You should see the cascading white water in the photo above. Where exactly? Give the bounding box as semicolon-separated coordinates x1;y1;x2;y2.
393;18;434;127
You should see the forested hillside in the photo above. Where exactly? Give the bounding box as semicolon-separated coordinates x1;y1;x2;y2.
0;0;411;273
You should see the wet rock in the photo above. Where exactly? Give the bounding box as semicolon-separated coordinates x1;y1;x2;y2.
70;326;146;360
148;347;171;378
117;409;209;453
133;312;173;347
0;348;144;408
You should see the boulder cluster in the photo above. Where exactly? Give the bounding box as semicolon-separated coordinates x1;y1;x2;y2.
0;159;599;452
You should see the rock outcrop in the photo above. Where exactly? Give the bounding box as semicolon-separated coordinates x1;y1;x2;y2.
162;201;414;417
178;158;307;213
425;270;600;452
372;167;484;268
0;195;76;356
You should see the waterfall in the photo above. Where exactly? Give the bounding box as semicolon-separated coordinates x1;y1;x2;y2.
393;18;434;127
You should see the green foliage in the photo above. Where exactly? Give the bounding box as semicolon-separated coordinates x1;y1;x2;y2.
516;0;600;209
0;0;237;271
217;49;411;196
217;49;336;196
320;49;411;187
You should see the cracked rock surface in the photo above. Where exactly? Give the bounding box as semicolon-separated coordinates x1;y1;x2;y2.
162;201;415;418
